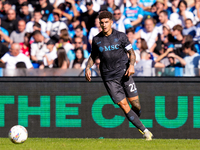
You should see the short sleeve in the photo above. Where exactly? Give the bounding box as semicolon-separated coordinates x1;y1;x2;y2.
138;7;144;18
46;21;52;31
24;57;33;69
1;53;9;62
121;33;132;51
30;43;37;56
123;8;127;16
91;38;99;62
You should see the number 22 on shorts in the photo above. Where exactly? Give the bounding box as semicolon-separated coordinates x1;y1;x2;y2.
129;83;137;92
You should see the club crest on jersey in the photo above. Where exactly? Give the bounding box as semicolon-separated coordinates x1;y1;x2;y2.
99;44;119;52
99;47;104;52
114;38;119;42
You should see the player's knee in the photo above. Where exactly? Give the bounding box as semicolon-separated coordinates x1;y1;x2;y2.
117;100;130;111
132;102;141;110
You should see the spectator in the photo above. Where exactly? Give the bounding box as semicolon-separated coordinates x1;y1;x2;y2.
138;0;156;11
155;0;166;15
41;39;57;68
59;31;74;55
1;1;12;20
30;30;49;65
91;57;100;76
156;10;174;34
19;32;31;57
135;38;149;63
81;0;98;32
32;22;49;39
167;0;180;17
10;20;26;43
25;10;47;33
39;0;54;22
46;9;68;42
168;41;200;76
69;47;88;69
69;36;89;61
14;0;34;16
16;62;27;68
134;18;158;52
1;9;18;35
88;17;102;45
0;43;33;69
171;24;184;57
126;27;137;50
112;8;132;33
72;25;87;50
53;47;69;69
16;2;32;23
190;0;200;23
68;17;87;38
182;18;196;38
134;50;165;76
123;0;143;27
170;0;195;27
0;27;11;43
52;1;79;23
100;0;118;14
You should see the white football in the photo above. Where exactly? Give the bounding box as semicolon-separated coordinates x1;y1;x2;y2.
8;125;28;144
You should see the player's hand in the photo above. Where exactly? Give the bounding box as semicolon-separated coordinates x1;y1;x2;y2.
85;68;91;81
125;64;135;77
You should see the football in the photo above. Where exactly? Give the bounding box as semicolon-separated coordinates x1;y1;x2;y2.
8;125;28;144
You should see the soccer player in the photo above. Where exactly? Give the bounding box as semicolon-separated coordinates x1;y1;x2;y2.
85;11;153;140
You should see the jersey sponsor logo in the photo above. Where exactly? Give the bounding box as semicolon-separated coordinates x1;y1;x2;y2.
99;44;120;52
126;10;138;14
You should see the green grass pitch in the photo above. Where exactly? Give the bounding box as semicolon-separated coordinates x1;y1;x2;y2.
1;138;200;150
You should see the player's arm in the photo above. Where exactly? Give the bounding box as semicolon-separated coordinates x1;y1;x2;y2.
125;48;136;77
85;56;95;82
85;39;99;81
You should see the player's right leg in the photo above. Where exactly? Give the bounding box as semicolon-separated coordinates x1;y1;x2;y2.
103;78;153;140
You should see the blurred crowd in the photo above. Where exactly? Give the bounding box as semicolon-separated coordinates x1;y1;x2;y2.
0;0;200;76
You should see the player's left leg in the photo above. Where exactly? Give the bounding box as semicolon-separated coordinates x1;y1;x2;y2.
128;96;141;117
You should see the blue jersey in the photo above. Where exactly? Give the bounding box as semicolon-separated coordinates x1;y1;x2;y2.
123;6;144;22
0;27;9;43
138;0;156;7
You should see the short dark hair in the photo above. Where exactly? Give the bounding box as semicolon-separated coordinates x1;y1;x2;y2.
183;35;193;42
75;25;83;31
21;2;29;7
159;10;168;16
33;22;41;28
183;41;195;51
16;62;26;68
32;30;42;36
99;11;113;20
126;27;135;34
185;18;193;23
139;38;148;50
172;25;183;32
3;1;11;5
34;10;41;15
